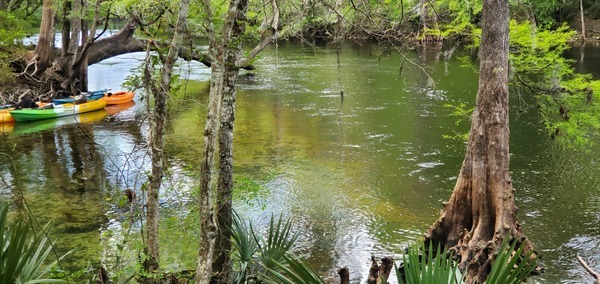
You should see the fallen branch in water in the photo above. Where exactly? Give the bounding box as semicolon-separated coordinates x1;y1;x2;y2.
577;255;600;284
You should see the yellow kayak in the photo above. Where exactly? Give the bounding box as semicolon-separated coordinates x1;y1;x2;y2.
0;108;15;123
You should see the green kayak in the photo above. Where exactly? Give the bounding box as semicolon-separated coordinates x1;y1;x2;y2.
9;100;107;122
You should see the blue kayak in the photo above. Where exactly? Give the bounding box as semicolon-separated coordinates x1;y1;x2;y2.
53;89;109;104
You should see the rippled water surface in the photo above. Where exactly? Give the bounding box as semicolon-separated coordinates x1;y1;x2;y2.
1;41;599;283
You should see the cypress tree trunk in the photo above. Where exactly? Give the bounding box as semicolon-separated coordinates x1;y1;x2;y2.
424;0;534;282
31;0;55;76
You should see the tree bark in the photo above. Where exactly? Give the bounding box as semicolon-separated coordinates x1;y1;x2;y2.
60;0;71;56
196;1;222;282
143;43;161;283
65;0;82;93
143;0;189;281
79;16;89;91
85;18;147;65
31;0;55;76
212;0;249;281
580;0;586;40
424;0;534;283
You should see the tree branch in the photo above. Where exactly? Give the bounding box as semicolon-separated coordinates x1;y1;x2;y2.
577;255;600;284
238;0;279;68
82;16;256;69
86;18;146;65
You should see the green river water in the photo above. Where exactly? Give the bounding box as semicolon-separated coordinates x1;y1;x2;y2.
1;41;599;283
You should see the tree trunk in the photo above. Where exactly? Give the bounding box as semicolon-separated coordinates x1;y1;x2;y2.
212;0;249;281
196;66;222;284
424;0;534;283
32;0;55;76
80;20;89;92
143;0;189;281
196;1;222;281
580;0;586;40
65;0;81;94
196;0;255;281
61;0;71;56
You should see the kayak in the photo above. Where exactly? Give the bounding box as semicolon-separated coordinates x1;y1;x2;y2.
0;108;15;123
100;91;135;105
53;89;109;105
11;109;106;136
9;100;107;122
105;101;135;116
0;121;15;133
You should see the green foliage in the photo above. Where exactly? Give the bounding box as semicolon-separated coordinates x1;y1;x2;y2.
262;255;326;284
50;265;97;284
396;238;538;284
510;0;578;27
509;21;575;78
254;214;300;271
508;21;600;147
0;10;27;86
0;204;67;284
487;238;539;284
231;212;259;283
434;0;482;40
447;19;600;148
442;102;473;141
397;241;462;284
0;11;28;45
230;214;306;284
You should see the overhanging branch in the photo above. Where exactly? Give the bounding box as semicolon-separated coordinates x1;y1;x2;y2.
238;0;279;69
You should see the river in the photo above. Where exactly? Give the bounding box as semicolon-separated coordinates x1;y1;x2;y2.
1;41;599;283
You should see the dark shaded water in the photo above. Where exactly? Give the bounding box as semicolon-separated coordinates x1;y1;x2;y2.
1;41;599;283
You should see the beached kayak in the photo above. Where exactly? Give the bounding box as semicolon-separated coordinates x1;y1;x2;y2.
9;100;107;122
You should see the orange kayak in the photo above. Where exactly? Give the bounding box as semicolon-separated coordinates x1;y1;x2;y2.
100;91;135;105
105;101;136;116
